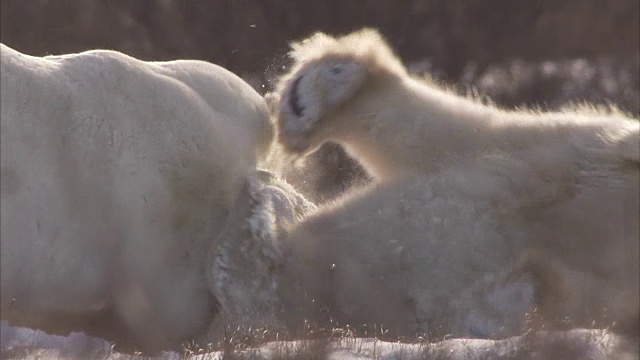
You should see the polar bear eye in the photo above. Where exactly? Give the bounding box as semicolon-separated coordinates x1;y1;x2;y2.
330;65;344;75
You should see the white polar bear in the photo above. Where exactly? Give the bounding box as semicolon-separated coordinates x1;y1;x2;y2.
271;29;639;180
213;152;638;339
0;44;274;351
231;29;639;339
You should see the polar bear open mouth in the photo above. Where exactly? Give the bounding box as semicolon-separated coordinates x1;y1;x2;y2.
288;76;305;117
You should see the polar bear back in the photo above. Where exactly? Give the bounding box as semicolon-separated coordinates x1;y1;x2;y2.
0;43;272;345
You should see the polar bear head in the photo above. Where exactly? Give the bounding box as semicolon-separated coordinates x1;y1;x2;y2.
209;170;317;331
274;28;406;156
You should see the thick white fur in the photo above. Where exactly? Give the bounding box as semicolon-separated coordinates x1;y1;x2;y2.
274;29;639;180
206;170;316;339
214;154;638;338
0;44;273;350
251;29;639;337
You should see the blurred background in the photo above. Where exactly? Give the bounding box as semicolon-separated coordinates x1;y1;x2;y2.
2;0;639;200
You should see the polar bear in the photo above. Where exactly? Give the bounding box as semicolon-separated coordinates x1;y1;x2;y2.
212;152;638;340
0;44;274;351
229;29;639;339
271;29;639;180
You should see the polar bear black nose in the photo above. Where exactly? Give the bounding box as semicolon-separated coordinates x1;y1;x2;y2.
289;76;305;117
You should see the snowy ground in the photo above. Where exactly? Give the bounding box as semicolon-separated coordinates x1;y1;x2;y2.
2;321;636;360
